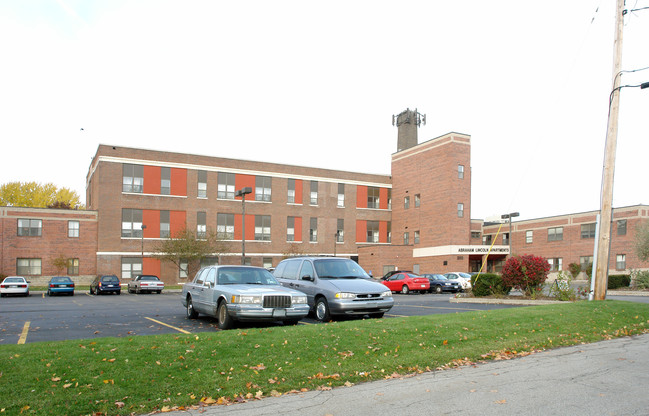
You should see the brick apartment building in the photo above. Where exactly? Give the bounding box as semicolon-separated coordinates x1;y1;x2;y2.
1;108;647;284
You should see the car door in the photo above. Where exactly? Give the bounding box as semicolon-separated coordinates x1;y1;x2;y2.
186;268;208;312
294;259;318;307
198;268;217;316
384;274;403;291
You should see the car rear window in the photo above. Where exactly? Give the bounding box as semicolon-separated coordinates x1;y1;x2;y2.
140;276;159;281
52;277;72;283
4;277;24;283
101;276;119;283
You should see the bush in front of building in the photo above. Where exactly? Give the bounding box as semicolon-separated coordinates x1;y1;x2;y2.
471;273;511;297
501;254;550;298
568;263;581;279
631;270;649;289
608;274;631;289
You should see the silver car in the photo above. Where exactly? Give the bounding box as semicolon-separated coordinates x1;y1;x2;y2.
181;265;310;330
273;257;394;321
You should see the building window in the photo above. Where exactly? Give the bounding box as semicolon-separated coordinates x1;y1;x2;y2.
287;179;296;204
548;227;563;242
310;181;318;205
255;215;271;241
366;221;379;243
122;164;143;193
336;219;344;243
197;211;206;239
581;223;596;239
18;219;42;236
471;231;481;239
121;209;143;238
217;213;235;240
263;257;273;269
404;196;410;209
287;217;295;241
616;254;626;270
200;257;218;268
255;176;272;202
160;210;170;238
367;187;380;209
548;257;562;271
483;235;492;245
403;232;409;245
580;256;593;272
503;233;509;245
121;257;142;279
309;217;318;242
526;230;533;244
457;203;464;218
197;170;207;198
68;220;80;238
414;194;420;208
337;183;345;207
67;258;79;275
414;230;420;244
160;167;171;195
387;189;392;210
387;221;392;243
617;220;627;236
17;258;41;275
458;165;465;179
217;172;235;199
179;260;188;279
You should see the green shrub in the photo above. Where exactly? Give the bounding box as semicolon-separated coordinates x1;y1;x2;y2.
631;270;649;290
568;263;581;279
608;274;631;289
548;271;581;301
471;273;511;297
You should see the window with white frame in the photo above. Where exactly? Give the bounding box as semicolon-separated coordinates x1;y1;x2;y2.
457;203;464;218
263;257;273;269
160;167;171;195
526;230;533;244
121;209;143;238
337;183;345;207
18;219;42;236
217;213;235;240
160;210;170;238
67;258;79;275
197;211;206;239
287;217;295;241
121;257;142;279
616;254;626;270
217;172;235;199
255;215;271;241
366;221;379;243
287;179;296;203
367;187;380;209
197;170;207;198
17;258;41;275
580;256;593;271
548;227;563;241
403;232;409;245
548;257;562;271
122;164;143;193
310;181;318;205
404;196;410;209
458;165;465;179
336;219;344;242
414;230;420;244
309;217;318;242
179;260;188;279
414;194;420;208
68;220;79;238
617;219;627;236
387;222;392;243
581;223;596;239
255;176;272;202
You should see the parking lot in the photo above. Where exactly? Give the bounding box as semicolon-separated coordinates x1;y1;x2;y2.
0;290;523;344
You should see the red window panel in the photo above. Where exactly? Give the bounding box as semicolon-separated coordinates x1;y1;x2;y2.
170;211;186;238
294;179;303;205
143;166;161;194
143;210;160;238
294;216;303;242
170;168;187;196
356;220;367;243
143;258;161;277
379;221;388;243
235;174;255;199
379;188;389;210
234;214;255;241
356;185;368;208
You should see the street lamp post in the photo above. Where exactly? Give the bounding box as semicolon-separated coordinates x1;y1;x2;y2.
501;212;519;256
235;187;252;265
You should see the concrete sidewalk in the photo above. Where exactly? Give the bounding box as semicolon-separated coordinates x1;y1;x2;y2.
165;333;649;416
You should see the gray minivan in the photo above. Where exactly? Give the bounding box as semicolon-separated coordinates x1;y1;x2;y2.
273;257;394;321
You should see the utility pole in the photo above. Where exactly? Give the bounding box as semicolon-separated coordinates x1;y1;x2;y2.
593;0;625;300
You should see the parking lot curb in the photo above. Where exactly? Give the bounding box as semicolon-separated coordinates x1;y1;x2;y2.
449;297;565;305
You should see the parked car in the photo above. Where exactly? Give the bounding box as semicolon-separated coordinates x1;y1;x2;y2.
381;272;430;294
182;265;310;329
422;274;462;294
47;276;75;296
128;275;164;294
444;272;473;289
0;276;30;297
273;257;394;321
90;275;121;295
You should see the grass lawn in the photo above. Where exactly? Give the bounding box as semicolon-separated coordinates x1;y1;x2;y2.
1;300;648;415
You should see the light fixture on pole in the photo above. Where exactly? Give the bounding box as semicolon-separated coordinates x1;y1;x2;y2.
501;212;519;256
235;187;252;265
141;224;147;258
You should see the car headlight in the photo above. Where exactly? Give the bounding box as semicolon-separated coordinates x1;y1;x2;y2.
231;295;262;304
292;295;307;304
381;290;393;298
335;292;357;299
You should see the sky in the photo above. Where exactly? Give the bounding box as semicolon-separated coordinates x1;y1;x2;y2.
1;0;648;222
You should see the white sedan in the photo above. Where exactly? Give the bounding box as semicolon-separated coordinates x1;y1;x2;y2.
0;276;30;297
444;272;473;289
127;275;164;294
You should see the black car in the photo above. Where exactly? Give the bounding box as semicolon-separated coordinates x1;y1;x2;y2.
90;275;121;295
422;274;462;294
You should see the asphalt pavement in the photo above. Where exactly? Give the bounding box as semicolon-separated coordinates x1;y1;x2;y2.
165;333;649;416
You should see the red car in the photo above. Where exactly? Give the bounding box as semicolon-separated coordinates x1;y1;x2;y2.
381;272;430;294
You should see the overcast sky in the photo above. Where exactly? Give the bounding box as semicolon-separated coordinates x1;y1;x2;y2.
1;1;647;221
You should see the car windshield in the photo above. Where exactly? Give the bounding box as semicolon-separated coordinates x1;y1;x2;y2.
313;259;370;279
4;277;24;283
217;267;279;285
51;277;72;283
436;275;448;281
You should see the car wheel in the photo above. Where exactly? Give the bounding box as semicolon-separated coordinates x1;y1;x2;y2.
47;290;51;296
217;301;234;330
401;285;410;295
25;291;29;297
435;286;442;294
186;296;198;319
128;287;133;294
117;291;121;295
314;297;331;322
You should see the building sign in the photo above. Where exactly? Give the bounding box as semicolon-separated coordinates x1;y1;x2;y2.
413;245;509;258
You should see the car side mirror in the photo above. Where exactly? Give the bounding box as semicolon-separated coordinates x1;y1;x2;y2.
301;275;313;281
